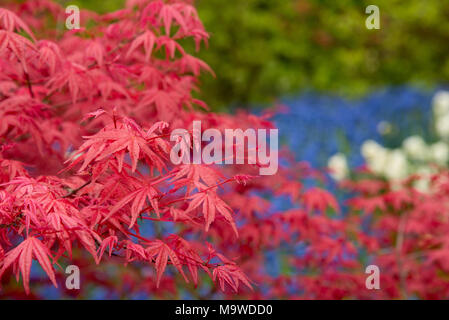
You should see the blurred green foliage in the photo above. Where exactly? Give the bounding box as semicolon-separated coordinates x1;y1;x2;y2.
54;0;449;109
194;0;449;108
56;0;125;14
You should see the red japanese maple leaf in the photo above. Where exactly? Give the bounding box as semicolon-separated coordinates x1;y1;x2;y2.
0;237;57;294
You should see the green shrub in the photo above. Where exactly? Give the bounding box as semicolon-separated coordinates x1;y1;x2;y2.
55;0;449;109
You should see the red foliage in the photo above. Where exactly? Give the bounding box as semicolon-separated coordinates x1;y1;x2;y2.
0;0;448;300
0;0;292;297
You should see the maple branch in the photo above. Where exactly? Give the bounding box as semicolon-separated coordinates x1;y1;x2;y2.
199;178;234;193
395;211;409;299
150;178;235;210
24;70;35;99
62;179;92;198
0;213;23;229
147;132;174;141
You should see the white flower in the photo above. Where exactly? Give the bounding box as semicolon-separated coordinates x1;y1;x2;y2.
433;90;449;117
402;135;427;160
367;149;389;175
328;153;348;181
361;140;390;175
430;141;449;165
361;140;383;159
413;166;435;193
383;149;408;181
414;178;429;193
435;114;449;138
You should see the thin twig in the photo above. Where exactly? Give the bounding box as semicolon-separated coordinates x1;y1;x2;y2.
396;211;409;299
62;179;92;198
24;71;35;99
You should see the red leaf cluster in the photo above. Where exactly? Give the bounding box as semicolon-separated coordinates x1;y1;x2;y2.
1;0;448;300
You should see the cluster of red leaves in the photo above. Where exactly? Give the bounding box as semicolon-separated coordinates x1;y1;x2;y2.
0;0;324;298
1;0;447;300
339;172;449;300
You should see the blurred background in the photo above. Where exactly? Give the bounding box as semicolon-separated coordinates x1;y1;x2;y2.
56;0;449;108
8;0;449;298
49;0;449;208
50;0;449;172
50;0;449;198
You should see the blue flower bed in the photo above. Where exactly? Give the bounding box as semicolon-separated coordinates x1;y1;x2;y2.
273;86;441;170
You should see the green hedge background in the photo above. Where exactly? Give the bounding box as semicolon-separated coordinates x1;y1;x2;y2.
55;0;449;109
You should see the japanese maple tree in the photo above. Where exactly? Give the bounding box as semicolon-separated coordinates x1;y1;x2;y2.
1;0;446;300
0;0;319;298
